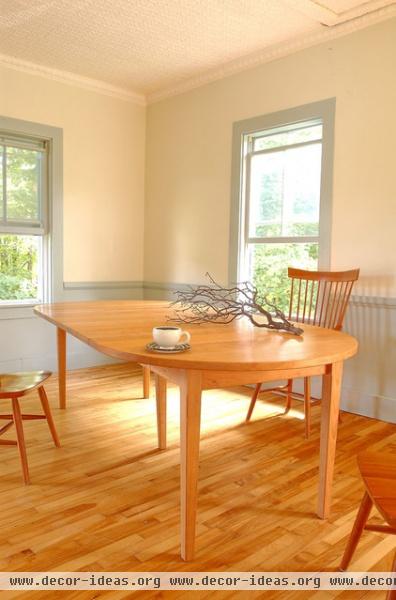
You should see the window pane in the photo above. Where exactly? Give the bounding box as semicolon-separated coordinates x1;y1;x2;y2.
248;143;322;238
6;146;41;221
0;235;41;301
247;242;318;313
253;124;322;151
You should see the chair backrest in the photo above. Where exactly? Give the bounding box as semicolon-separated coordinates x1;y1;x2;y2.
287;267;360;330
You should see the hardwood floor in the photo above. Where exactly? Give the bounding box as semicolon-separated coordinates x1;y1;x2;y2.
0;363;395;599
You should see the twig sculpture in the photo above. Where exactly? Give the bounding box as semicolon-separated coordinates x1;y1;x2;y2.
168;273;303;335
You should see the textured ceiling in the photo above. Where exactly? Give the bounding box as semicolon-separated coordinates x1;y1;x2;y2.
0;0;394;100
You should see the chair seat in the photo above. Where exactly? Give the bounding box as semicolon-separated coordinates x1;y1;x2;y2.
358;451;396;526
0;371;51;399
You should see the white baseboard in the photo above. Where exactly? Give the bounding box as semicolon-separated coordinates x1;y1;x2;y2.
341;386;396;424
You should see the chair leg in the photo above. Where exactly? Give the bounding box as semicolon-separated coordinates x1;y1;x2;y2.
38;386;61;447
12;398;30;485
284;379;293;413
304;377;311;439
246;383;262;422
340;491;373;570
386;551;396;599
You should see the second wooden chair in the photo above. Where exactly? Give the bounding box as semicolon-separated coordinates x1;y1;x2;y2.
246;267;359;437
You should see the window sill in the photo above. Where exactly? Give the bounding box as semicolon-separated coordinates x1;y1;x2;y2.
0;303;39;320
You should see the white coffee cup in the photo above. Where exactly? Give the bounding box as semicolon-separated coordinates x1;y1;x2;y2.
152;326;191;348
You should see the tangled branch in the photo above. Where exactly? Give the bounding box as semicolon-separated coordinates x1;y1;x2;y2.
168;273;303;335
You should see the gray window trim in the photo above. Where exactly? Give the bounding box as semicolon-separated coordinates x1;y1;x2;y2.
0;115;63;310
228;98;336;286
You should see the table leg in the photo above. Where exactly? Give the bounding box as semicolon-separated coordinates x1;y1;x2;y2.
318;361;343;519
143;365;151;399
180;370;202;561
57;327;66;410
154;374;167;450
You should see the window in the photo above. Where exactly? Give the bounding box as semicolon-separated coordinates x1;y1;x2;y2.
230;100;335;312
0;132;49;305
0;116;62;315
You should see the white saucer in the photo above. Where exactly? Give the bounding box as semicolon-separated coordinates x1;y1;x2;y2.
146;342;191;354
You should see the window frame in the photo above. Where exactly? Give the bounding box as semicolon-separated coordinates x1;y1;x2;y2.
0;116;63;312
229;99;335;286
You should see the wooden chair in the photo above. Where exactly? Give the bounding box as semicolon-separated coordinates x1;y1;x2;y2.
340;452;396;598
0;371;60;484
246;267;360;437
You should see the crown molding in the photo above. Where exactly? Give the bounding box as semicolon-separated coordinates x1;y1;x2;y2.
147;4;396;104
0;53;146;106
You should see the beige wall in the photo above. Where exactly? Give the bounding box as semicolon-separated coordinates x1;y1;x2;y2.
0;65;146;282
2;19;395;291
145;18;396;297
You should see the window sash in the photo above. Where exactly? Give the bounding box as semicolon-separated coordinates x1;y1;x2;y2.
248;138;321;158
0;136;48;235
248;118;322;142
0;132;48;306
0;233;45;305
244;136;322;245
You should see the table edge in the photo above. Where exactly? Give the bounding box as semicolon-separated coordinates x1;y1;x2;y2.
34;307;359;372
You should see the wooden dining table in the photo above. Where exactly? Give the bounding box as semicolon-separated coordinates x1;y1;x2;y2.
34;300;358;561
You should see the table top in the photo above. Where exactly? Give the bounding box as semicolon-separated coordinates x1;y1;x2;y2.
34;300;358;371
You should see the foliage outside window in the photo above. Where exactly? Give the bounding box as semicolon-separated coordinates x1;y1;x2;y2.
240;121;323;311
0;134;48;304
